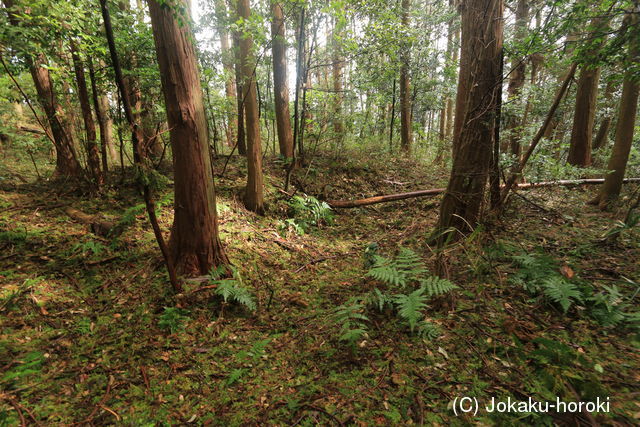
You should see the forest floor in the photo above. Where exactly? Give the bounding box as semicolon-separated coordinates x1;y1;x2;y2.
1;150;639;425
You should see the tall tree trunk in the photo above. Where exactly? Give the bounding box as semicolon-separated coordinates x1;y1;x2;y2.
3;0;81;178
100;95;118;164
332;17;344;138
399;0;412;154
233;32;247;155
592;79;616;150
271;1;294;160
593;12;639;209
445;23;460;140
215;0;237;148
441;0;455;146
88;58;111;173
520;52;543;131
31;56;81;177
434;0;504;244
567;65;600;166
567;17;609;166
504;0;528;157
389;79;396;150
71;41;103;188
237;0;265;214
147;0;229;275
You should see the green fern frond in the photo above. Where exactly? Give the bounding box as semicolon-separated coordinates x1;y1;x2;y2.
393;288;428;332
333;301;369;347
395;248;428;281
366;249;428;287
542;277;582;313
417;321;440;340
366;255;407;286
215;280;256;311
419;276;458;296
367;288;392;312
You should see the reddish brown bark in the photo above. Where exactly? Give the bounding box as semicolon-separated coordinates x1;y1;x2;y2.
271;1;294;160
3;0;81;178
237;0;265;214
435;0;504;244
147;0;229;275
215;0;237;147
594;12;639;208
70;41;104;187
504;0;528;157
399;0;412;154
30;56;82;177
567;17;609;166
567;65;600;166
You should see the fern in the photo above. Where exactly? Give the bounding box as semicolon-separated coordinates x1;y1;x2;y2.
420;276;458;296
394;248;429;281
333;301;369;348
589;285;633;327
215;280;257;311
393;288;428;332
286;195;334;233
366;287;392;312
209;266;256;311
542;277;583;313
367;255;406;286
417;321;440;340
366;249;427;287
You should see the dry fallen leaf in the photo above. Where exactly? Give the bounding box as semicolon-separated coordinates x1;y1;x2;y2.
560;264;574;279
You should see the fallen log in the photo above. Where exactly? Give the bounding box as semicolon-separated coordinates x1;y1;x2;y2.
328;188;445;208
65;207;122;237
19;125;46;135
327;178;640;209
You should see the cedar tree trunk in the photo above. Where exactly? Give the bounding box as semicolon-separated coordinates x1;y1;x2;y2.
237;0;265;213
434;0;504;244
271;1;295;160
147;0;229;275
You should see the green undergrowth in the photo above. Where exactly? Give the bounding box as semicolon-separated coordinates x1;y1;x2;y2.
0;152;638;425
